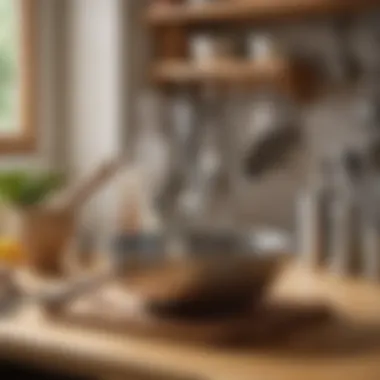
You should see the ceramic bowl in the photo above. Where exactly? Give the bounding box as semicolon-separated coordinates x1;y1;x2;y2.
112;230;287;319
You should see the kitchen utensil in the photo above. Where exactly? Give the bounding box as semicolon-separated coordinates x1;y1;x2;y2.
340;148;376;224
328;150;363;276
162;91;199;222
297;158;339;268
361;221;380;281
190;88;224;222
134;92;170;204
56;156;129;213
244;124;301;179
339;148;380;280
329;194;361;276
176;93;206;224
243;94;300;179
296;188;329;268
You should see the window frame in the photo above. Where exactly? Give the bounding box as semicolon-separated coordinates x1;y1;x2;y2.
0;0;38;154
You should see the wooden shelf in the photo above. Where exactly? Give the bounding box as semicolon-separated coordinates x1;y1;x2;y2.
151;59;294;86
146;0;380;26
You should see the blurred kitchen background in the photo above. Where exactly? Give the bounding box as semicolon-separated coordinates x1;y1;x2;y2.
3;0;380;263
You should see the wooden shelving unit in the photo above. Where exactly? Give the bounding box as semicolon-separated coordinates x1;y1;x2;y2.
151;59;293;85
147;0;378;96
150;58;315;99
146;0;380;26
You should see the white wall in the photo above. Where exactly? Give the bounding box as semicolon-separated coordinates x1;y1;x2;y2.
65;0;125;242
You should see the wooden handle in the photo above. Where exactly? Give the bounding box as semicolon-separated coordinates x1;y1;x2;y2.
64;155;129;212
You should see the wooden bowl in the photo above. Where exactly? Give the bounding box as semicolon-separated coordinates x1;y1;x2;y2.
119;255;287;319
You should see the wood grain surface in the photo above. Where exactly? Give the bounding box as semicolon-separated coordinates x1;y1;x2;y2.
1;264;380;380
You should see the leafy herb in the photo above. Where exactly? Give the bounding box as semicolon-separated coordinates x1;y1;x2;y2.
0;171;65;206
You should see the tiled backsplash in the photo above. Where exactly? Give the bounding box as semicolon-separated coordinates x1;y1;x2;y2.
133;11;380;231
217;13;380;229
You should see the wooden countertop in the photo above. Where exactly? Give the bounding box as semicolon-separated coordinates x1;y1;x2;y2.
1;264;380;380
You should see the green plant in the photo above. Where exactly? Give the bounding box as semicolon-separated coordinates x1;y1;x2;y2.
0;170;65;206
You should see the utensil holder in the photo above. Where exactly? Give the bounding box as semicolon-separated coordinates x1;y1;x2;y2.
21;207;75;277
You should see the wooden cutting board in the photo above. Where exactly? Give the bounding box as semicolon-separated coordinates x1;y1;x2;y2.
44;281;334;346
